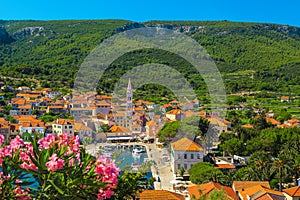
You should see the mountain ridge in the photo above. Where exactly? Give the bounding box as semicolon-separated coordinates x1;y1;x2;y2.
0;20;299;96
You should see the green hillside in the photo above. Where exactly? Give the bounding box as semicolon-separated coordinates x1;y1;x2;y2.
0;20;300;99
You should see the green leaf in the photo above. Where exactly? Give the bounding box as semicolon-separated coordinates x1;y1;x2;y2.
29;153;40;168
44;184;52;192
49;180;65;195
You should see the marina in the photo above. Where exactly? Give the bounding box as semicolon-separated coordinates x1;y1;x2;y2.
86;142;174;191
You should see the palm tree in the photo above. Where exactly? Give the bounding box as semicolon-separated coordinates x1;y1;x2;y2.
281;147;300;187
272;152;293;191
247;151;273;181
209;170;227;185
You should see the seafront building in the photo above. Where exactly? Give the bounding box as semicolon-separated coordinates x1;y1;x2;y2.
170;137;204;174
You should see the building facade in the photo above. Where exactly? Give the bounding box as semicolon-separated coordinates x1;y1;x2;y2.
170;137;203;174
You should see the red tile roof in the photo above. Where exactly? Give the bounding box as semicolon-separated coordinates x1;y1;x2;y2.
52;119;74;125
242;124;254;129
265;117;281;125
283;186;300;197
281;96;290;100
139;190;184;200
110;125;130;133
214;164;236;169
188;182;238;200
233;181;270;192
240;185;283;200
166;109;182;115
172;137;202;152
255;193;285;200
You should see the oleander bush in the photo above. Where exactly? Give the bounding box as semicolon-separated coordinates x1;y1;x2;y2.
0;133;119;199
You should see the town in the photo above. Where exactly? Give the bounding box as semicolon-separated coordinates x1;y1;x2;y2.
0;78;299;200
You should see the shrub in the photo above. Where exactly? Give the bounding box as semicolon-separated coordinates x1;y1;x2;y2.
0;133;119;199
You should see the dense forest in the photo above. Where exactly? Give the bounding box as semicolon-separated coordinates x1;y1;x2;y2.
0;20;300;101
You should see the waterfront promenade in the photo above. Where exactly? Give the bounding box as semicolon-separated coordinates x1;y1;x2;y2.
85;142;175;190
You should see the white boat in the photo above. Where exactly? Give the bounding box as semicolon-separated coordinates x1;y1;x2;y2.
132;146;143;154
103;145;113;151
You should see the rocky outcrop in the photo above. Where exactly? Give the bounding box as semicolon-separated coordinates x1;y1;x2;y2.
115;22;204;35
146;23;204;34
115;22;145;33
0;27;14;44
12;26;53;39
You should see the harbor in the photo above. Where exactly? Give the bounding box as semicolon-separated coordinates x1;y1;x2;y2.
85;142;175;190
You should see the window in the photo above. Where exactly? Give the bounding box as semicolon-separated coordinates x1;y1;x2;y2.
65;126;67;129
190;164;193;168
184;164;187;170
191;154;194;159
69;126;72;129
184;154;187;159
197;154;201;159
178;154;181;159
177;164;181;169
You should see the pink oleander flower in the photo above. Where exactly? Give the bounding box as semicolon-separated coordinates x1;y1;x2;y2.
98;188;115;199
19;148;38;171
1;145;12;157
20;162;38;171
94;155;120;199
46;153;65;171
73;135;80;152
58;133;69;147
0;134;4;146
13;186;31;200
10;135;24;150
20;149;30;162
10;136;24;151
38;134;56;149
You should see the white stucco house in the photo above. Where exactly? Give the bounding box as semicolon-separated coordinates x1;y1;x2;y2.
170;137;203;175
52;119;74;136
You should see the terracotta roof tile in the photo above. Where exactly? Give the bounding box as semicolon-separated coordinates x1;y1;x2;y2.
146;120;158;127
283;186;300;197
281;96;290;100
166;109;182;115
139;190;184;200
13;98;26;105
52;119;74;125
188;182;238;200
21;121;45;128
172;137;202;152
265;117;281;125
255;193;285;200
276;124;290;129
242;124;254;129
240;185;283;200
74;123;92;131
48;106;65;109
214;164;236;169
109;125;130;133
18;105;32;109
233;181;270;192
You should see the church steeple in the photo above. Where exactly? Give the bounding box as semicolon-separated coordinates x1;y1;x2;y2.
126;79;133;129
127;78;132;91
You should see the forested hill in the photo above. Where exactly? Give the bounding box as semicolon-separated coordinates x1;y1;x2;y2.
0;20;300;96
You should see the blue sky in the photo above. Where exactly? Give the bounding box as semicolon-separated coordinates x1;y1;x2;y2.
1;0;299;27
